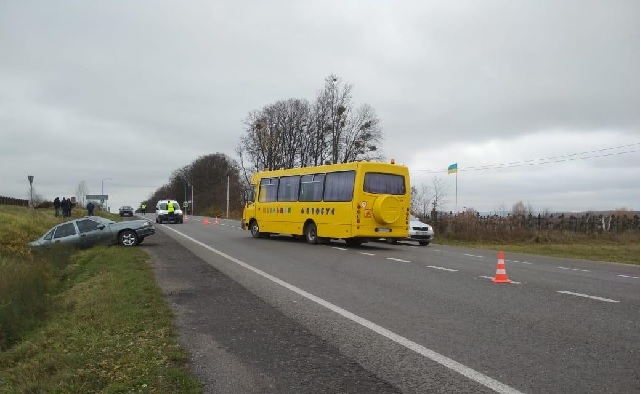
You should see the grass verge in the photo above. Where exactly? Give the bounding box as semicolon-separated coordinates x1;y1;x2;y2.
0;206;202;393
435;237;640;264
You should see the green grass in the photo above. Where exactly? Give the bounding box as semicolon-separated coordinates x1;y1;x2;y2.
0;206;202;393
435;236;640;264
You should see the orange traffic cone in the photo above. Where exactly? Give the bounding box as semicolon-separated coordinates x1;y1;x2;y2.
214;216;219;225
492;251;511;283
203;218;210;225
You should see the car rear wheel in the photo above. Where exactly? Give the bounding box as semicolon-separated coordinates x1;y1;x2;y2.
119;230;138;246
386;238;398;244
419;241;429;246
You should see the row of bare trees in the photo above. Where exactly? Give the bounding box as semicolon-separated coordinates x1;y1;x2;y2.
237;75;383;180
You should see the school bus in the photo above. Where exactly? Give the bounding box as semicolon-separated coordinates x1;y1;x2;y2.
241;160;410;245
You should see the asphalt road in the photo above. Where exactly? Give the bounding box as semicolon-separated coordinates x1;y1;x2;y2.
139;214;639;394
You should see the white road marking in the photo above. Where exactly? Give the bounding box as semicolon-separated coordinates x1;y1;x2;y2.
558;267;591;272
332;246;348;251
618;274;640;279
163;226;524;394
427;265;458;272
387;257;411;263
433;249;444;252
464;253;484;258
557;291;619;303
359;252;375;256
506;260;530;264
478;276;521;285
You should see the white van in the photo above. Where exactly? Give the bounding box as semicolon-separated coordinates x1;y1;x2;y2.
155;199;183;224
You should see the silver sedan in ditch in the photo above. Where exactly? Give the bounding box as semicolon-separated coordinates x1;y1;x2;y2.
29;216;155;249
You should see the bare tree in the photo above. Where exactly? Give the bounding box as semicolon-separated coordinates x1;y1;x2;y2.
339;103;383;163
237;74;385;177
315;74;353;164
511;201;529;217
410;183;431;218
76;181;88;207
431;176;448;212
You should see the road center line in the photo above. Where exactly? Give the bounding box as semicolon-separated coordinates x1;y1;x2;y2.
557;291;619;303
618;274;639;279
164;226;523;394
332;246;347;251
359;252;375;256
387;257;411;263
558;267;591;272
427;265;458;272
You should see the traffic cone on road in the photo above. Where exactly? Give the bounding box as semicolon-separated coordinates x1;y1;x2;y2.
203;218;210;225
492;251;511;283
214;216;219;225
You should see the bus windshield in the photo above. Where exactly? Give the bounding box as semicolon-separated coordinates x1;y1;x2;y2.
363;172;406;195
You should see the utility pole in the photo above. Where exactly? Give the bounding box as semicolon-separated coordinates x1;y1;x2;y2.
226;175;230;218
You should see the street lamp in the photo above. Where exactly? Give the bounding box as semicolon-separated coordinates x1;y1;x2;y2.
101;178;111;210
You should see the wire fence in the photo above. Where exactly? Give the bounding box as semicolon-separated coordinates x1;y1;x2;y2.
426;211;640;241
0;196;29;207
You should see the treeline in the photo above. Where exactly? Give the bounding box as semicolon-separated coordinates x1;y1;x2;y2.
143;153;243;217
237;74;384;179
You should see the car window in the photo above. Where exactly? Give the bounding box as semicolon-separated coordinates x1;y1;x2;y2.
77;218;102;234
54;222;77;239
159;203;167;210
43;228;55;241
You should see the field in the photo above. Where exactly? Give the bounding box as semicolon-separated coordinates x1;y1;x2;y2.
0;205;637;392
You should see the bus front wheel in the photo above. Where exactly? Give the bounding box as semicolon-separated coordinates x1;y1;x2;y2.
250;220;261;238
305;222;318;244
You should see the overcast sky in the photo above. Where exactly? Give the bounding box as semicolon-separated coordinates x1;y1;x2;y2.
1;0;639;215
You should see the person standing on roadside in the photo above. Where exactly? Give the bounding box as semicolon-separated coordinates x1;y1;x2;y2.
141;203;147;216
61;197;68;217
86;201;95;216
53;197;61;217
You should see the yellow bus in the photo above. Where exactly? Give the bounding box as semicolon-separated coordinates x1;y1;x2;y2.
241;160;410;246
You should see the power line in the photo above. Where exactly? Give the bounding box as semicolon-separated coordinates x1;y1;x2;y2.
412;143;640;174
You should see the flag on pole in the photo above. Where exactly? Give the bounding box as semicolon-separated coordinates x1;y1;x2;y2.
448;163;458;174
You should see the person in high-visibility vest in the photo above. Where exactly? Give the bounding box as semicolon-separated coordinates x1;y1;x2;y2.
167;201;175;219
140;203;147;216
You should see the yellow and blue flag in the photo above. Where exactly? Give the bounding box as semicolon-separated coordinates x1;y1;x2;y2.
447;163;458;174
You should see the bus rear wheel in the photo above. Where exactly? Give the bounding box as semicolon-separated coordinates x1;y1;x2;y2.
305;222;318;244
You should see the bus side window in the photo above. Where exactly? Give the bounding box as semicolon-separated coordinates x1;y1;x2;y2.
259;178;279;202
278;175;300;202
300;174;324;202
323;171;355;202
